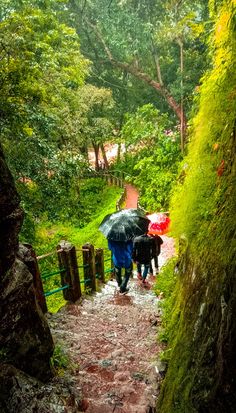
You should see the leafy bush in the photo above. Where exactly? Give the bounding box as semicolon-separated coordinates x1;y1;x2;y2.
112;104;182;212
133;136;182;211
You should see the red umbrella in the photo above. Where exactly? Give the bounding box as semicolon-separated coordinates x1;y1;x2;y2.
147;213;171;235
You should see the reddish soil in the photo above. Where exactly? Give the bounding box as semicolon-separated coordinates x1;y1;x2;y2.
48;236;175;413
47;184;175;412
125;184;139;209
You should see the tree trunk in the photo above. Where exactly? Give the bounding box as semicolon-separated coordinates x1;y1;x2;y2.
100;143;109;169
117;142;121;163
92;142;100;171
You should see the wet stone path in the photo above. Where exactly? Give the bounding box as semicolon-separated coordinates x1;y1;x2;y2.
48;235;175;413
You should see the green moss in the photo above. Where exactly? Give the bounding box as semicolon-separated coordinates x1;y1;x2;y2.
158;3;236;412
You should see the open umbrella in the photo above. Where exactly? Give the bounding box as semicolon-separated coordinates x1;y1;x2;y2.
147;213;171;235
99;208;150;241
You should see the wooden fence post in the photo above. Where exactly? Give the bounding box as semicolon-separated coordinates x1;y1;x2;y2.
82;243;96;293
19;243;47;314
119;178;123;188
95;248;105;283
57;240;81;302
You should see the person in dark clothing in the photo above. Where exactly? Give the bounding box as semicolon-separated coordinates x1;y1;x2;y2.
108;239;133;294
132;233;155;283
149;234;163;275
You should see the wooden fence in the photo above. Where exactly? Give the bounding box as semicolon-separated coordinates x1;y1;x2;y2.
21;241;114;314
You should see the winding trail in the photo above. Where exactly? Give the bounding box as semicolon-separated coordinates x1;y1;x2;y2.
124;184;139;209
48;185;175;413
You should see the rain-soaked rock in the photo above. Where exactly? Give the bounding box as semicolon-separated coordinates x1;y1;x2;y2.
155;360;167;376
0;258;54;381
0;142;23;274
0;363;82;413
0;143;54;383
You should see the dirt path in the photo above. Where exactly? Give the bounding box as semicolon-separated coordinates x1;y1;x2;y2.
48;236;175;413
125;184;139;209
47;185;175;412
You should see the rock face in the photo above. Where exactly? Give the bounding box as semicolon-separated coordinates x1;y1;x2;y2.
0;363;82;413
0;258;54;381
0;145;23;275
0;144;54;381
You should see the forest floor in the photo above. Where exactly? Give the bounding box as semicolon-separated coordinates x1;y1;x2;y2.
48;185;175;413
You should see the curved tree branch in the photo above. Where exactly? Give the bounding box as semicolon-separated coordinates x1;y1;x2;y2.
86;19;187;140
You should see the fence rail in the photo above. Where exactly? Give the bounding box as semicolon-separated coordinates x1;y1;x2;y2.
21;241;114;314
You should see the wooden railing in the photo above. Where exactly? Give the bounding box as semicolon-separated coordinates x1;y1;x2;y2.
21;241;114;314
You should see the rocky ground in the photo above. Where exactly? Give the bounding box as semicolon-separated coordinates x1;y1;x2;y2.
48;235;175;413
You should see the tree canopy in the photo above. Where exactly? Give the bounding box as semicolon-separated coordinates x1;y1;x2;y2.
67;0;209;149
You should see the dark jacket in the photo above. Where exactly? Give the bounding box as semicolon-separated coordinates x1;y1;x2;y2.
132;234;155;264
150;235;163;256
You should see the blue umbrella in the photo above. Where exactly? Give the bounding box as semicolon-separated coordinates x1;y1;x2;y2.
99;208;150;241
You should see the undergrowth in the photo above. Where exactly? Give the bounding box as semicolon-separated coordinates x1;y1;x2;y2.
51;343;75;376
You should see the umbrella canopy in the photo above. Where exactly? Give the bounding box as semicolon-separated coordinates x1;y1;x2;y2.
147;213;171;235
99;208;150;241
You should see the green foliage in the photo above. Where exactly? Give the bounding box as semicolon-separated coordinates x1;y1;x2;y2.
35;185;122;254
170;1;236;258
122;104;169;148
17;156;94;244
158;2;236;412
51;344;70;375
0;6;89;143
76;84;115;167
0;4;104;236
116;104;182;211
134;135;182;211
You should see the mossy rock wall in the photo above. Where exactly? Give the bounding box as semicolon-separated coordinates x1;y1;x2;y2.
158;1;236;412
159;244;236;412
